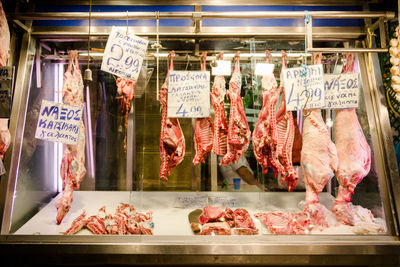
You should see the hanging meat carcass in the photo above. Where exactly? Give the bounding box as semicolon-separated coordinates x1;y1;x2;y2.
332;53;371;225
56;50;86;224
274;51;298;191
159;51;185;181
301;53;338;227
0;1;11;161
210;52;228;156
193;52;214;165
220;51;251;165
116;77;135;152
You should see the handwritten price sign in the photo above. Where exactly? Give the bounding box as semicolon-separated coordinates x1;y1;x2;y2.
167;71;210;118
324;73;360;109
282;64;325;111
35;100;83;145
101;27;149;81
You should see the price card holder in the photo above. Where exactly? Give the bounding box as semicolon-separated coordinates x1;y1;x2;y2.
255;63;274;76
282;64;325;111
0;67;12;118
101;26;149;81
167;71;210;118
212;60;231;76
323;73;360;109
35;100;83;145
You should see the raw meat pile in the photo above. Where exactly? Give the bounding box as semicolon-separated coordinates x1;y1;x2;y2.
300;53;338;228
116;77;136;152
332;53;372;226
210;52;228;156
64;203;153;235
159;51;185;181
56;50;86;225
254;211;311;235
193;52;214;165
196;206;258;235
220;52;251;165
0;1;11;161
389;26;400;102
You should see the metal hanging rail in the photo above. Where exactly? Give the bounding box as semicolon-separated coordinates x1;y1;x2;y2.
8;11;395;20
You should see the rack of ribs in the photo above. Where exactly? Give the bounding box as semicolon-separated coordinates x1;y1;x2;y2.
210;52;228;156
56;50;86;224
193;52;214;165
159;51;185;181
332;53;371;225
220;51;251;165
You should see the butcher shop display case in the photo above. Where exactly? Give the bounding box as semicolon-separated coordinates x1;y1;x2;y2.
0;1;400;266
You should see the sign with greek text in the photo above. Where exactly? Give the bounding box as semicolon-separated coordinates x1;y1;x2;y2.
0;67;12;118
255;63;274;76
35;100;83;145
323;73;360;109
212;60;231;76
167;71;210;118
282;64;325;111
101;26;149;81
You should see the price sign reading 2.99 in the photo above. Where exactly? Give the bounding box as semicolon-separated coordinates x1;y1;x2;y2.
167;71;211;118
101;27;149;81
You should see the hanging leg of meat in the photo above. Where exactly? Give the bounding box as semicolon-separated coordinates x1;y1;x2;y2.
332;108;371;225
301;108;338;227
221;52;251;165
210;75;228;155
193;117;214;165
159;51;185;181
56;51;86;224
0;2;11;162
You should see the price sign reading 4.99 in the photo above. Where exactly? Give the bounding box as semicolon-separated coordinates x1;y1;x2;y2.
101;27;149;81
167;71;210;118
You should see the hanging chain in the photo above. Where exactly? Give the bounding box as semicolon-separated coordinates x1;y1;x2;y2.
87;0;92;70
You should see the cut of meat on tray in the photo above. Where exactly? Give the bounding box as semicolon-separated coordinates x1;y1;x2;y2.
56;50;86;225
200;222;231;235
221;51;251;165
255;211;311;235
210;52;228;156
199;206;225;224
193;52;214;166
64;203;154;235
332;53;372;226
159;51;186;182
116;77;136;152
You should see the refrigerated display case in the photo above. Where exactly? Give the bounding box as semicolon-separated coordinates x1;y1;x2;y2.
0;1;400;266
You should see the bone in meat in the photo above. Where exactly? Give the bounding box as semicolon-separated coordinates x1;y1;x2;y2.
159;51;185;181
210;52;228;156
220;51;251;165
56;50;86;224
193;52;214;165
332;54;371;225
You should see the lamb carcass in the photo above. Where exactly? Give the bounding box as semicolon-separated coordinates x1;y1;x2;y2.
301;53;338;227
274;51;298;191
0;1;11;161
220;51;251;165
193;52;214;165
332;53;371;225
210;52;228;156
159;51;185;181
56;50;86;224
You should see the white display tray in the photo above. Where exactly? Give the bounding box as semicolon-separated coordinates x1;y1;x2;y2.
14;191;375;235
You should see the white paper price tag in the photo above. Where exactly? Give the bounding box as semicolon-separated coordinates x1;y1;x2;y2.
324;73;360;109
35;100;83;145
101;27;149;81
167;71;210;118
282;64;325;111
212;60;231;76
255;63;274;76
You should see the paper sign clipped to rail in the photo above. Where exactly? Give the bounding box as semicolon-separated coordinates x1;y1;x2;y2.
35;100;83;145
101;26;149;81
255;63;274;76
212;60;231;76
323;73;360;109
0;67;12;118
282;64;325;111
167;71;210;118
